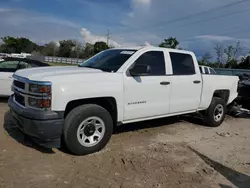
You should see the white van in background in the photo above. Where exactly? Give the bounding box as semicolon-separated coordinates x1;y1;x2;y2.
10;53;32;58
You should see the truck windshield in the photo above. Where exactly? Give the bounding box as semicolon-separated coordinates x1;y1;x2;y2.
79;49;136;72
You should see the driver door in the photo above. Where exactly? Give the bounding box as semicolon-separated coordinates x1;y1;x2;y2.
123;50;171;121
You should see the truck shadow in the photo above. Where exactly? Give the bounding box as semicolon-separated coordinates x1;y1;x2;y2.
189;147;250;188
4;110;55;154
0;97;9;103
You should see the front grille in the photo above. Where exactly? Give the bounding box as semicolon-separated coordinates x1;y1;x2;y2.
13;80;25;90
14;93;25;107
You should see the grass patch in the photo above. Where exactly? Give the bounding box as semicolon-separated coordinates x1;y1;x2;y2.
4;131;9;136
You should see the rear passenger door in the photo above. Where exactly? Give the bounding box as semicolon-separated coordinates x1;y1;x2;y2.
123;50;171;121
168;52;202;114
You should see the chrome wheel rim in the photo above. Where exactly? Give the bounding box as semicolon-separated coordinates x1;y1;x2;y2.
213;104;224;122
77;117;105;147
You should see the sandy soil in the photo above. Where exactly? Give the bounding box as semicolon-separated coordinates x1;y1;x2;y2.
0;99;250;188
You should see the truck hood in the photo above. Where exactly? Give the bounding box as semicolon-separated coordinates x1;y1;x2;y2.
14;66;105;81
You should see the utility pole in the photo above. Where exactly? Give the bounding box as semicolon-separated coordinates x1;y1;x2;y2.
106;29;111;46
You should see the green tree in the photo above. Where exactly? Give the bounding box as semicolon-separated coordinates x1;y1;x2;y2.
70;40;83;58
213;43;224;66
225;59;238;69
224;41;242;64
93;41;109;54
80;43;94;58
58;40;75;57
35;45;45;53
159;37;179;49
238;55;250;69
42;41;58;56
0;36;37;53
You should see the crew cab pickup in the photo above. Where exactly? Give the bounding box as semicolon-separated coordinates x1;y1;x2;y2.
8;46;239;155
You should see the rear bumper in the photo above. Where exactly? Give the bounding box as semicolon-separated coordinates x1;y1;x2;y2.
8;95;64;148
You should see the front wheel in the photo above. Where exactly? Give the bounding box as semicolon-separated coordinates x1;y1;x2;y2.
64;104;113;155
203;97;226;127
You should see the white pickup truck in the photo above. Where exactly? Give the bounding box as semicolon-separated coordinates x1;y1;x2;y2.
199;65;217;75
8;46;239;155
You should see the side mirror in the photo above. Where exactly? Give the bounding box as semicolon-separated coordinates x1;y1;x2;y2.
129;64;151;76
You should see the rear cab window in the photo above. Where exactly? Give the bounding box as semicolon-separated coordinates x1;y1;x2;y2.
169;52;195;75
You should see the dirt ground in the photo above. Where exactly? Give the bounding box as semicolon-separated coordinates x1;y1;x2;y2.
0;99;250;188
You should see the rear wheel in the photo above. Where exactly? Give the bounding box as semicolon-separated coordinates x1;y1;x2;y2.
64;104;113;155
203;97;226;127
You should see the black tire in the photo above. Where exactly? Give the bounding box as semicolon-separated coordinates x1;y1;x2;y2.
203;97;226;127
64;104;113;155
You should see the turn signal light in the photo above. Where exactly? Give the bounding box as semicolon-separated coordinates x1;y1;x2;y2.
40;99;51;108
40;86;51;93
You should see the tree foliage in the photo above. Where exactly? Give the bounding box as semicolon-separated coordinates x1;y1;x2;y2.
159;37;179;49
0;36;37;53
225;59;238;69
0;36;112;59
238;56;250;69
0;35;250;69
42;41;58;56
213;43;224;65
71;40;83;58
82;43;94;58
93;41;109;54
212;41;243;68
57;40;75;57
224;41;242;65
198;52;212;65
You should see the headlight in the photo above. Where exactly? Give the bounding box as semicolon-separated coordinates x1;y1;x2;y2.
28;83;51;109
29;84;51;93
28;97;51;109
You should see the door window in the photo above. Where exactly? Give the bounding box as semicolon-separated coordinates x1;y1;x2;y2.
170;52;195;75
0;61;19;72
132;51;166;76
18;61;33;69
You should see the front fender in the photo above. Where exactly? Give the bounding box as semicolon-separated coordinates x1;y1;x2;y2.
51;81;124;121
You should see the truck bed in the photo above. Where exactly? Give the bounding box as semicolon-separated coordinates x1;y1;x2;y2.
198;75;239;110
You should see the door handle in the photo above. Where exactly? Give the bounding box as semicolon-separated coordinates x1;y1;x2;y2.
160;81;170;85
193;80;201;84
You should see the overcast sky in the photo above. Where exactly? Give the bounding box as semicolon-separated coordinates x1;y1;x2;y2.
0;0;250;57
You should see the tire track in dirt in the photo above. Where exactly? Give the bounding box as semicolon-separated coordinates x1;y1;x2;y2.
1;101;250;188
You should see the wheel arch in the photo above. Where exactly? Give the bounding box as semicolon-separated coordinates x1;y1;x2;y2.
64;97;118;126
212;90;230;104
